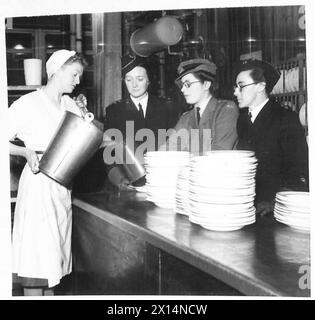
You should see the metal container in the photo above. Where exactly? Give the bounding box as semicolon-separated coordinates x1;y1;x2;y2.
121;143;145;183
130;16;183;57
103;141;146;185
39;111;103;187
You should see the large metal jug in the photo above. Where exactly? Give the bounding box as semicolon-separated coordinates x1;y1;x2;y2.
103;141;146;185
130;16;183;57
39;111;103;187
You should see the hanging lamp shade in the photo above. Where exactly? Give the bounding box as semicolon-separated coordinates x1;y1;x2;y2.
130;16;184;57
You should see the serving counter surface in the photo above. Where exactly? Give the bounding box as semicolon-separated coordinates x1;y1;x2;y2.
72;191;310;297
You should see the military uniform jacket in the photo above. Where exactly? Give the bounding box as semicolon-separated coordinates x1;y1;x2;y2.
104;94;178;148
164;96;239;153
102;94;179;185
237;100;309;203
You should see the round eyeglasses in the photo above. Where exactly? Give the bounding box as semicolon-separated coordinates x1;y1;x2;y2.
233;82;260;92
178;81;201;89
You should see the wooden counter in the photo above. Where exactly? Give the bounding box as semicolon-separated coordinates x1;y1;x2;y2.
71;191;310;297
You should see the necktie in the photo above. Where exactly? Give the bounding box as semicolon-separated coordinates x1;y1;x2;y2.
138;103;144;120
196;107;201;125
248;111;252;123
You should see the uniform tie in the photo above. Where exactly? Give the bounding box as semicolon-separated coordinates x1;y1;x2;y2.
248;111;252;123
196;107;201;125
138;103;144;120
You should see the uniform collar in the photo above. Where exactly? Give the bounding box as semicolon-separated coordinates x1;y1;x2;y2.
130;92;149;112
249;98;269;123
195;95;212;117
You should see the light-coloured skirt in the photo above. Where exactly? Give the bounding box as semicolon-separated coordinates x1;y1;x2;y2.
12;163;72;288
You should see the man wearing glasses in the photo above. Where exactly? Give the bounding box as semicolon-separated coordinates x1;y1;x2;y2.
162;58;239;153
234;59;309;216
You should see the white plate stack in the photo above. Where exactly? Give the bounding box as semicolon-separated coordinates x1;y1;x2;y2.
144;151;190;209
274;191;310;232
175;161;191;216
188;151;257;231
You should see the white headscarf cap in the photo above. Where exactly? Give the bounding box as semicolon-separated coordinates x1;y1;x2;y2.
46;49;76;79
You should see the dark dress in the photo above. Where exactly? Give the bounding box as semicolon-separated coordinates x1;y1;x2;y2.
237;100;309;204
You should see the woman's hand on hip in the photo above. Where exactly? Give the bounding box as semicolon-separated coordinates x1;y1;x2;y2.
24;148;40;174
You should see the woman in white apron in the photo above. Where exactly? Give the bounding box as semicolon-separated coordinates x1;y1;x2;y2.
9;49;87;296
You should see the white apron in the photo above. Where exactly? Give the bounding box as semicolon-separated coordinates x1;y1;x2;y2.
9;89;82;288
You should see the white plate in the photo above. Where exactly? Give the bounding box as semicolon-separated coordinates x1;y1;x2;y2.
299;103;307;127
274;211;310;223
276;191;309;198
199;225;245;231
274;214;310;228
189;178;256;186
189;177;256;186
189;185;256;193
189;193;255;204
189;186;255;196
291;67;299;91
275;201;310;212
190;210;256;218
189;214;256;224
190;169;257;178
175;208;190;216
278;70;284;93
195;217;255;225
274;217;310;231
191;154;257;161
198;220;255;232
274;209;309;219
204;150;255;157
190;161;257;169
190;210;256;220
285;69;292;92
189;199;254;210
189;211;256;222
274;203;309;215
274;214;310;226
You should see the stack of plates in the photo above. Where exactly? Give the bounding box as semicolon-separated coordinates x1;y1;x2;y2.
274;191;310;232
188;151;257;231
144;151;190;209
272;67;299;94
175;162;191;216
